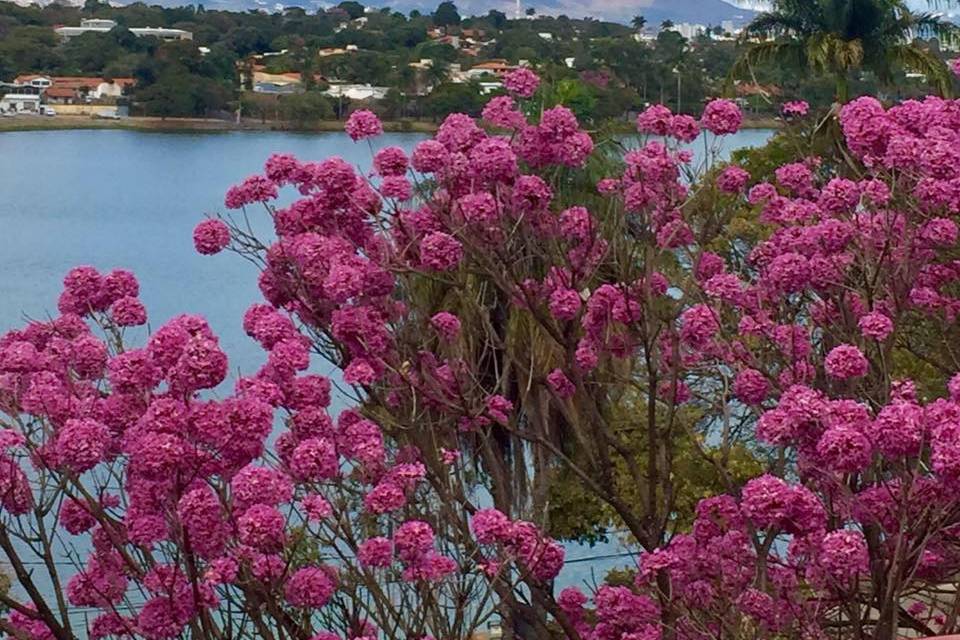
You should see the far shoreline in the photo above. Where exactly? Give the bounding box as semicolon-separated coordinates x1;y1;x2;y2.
0;114;782;134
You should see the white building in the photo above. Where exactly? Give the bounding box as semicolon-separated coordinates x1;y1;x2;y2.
725;0;772;9
323;84;390;101
0;94;41;114
477;81;503;95
55;19;192;41
667;22;709;40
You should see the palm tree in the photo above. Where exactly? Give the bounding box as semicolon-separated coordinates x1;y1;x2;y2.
632;15;647;31
733;0;955;101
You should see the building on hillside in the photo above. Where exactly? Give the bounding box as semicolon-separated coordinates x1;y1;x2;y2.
437;35;461;49
463;59;515;80
323;84;390;101
0;94;41;114
251;71;303;94
408;58;435;70
317;45;358;57
54;19;192;41
477;81;503;95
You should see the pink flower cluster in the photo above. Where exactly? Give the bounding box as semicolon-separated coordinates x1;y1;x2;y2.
471;508;565;581
345;109;383;141
781;100;810;118
502;67;541;99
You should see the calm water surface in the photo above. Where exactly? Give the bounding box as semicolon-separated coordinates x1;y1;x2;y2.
0;127;774;591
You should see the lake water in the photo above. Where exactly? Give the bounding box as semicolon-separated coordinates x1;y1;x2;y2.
0;127;774;596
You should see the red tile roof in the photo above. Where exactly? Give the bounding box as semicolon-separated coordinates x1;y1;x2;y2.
45;86;77;98
14;75;134;89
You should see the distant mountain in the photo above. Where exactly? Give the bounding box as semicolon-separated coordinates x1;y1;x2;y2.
345;0;756;25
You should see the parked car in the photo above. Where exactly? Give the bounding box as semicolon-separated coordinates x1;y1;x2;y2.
40;106;56;116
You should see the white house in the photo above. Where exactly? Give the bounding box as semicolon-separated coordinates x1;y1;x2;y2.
323;84;390;101
0;94;41;114
55;19;192;41
19;76;52;90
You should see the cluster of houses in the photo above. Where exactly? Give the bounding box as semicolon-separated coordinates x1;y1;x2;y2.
0;16;191;116
244;46;528;102
0;74;133;115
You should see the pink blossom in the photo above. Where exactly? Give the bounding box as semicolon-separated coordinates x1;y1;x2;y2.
57;419;111;472
290;437;339;482
548;288;582;321
420;232;463;271
302;493;333;521
364;481;406;514
503;67;540;98
471;508;511;544
824;345;869;380
345;110;383;141
781;101;809;118
701;99;742;135
285;566;337;608
373;147;409;177
237;504;286;551
193;220;230;255
430;312;461;341
716;165;750;194
669;114;700;143
819;530;869;582
411;140;450;173
110;296;147;326
637;105;673;136
547;369;576;399
858;312;893;341
358;537;394;568
680;304;720;347
733;369;769;405
393;520;434;563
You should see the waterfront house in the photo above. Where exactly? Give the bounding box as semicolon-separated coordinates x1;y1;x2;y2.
0;94;41;114
13;75;135;102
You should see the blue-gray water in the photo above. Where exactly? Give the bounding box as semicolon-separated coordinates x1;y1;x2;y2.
0;127;774;613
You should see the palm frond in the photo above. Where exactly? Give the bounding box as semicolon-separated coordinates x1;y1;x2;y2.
741;11;810;38
888;42;953;96
728;40;806;85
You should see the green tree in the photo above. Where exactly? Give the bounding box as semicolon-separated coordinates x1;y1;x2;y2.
61;31;122;73
433;1;460;28
543;77;597;122
336;1;364;20
632;15;646;31
487;9;507;30
424;80;482;119
734;0;955;101
279;91;334;125
0;26;62;74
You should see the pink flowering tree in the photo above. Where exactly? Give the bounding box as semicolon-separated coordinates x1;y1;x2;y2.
6;70;960;640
